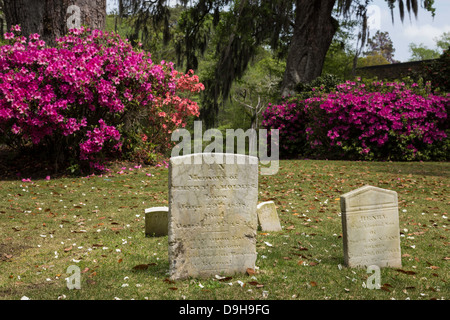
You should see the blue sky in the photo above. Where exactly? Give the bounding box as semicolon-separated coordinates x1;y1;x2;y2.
368;0;450;61
106;0;450;62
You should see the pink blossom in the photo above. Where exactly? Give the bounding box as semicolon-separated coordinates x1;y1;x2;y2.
4;32;14;40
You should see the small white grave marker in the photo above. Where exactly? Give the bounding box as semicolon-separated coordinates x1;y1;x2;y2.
257;201;282;232
340;185;402;268
145;207;169;237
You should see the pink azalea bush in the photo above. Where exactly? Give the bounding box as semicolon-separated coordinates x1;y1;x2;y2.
0;26;202;171
121;68;203;164
262;79;449;160
136;69;203;159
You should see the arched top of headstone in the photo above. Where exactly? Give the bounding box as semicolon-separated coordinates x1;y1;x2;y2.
144;206;169;214
340;185;398;213
170;153;258;166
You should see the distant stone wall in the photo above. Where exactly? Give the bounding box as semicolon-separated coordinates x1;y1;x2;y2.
355;59;437;80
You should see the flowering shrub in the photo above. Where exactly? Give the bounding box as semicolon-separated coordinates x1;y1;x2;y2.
123;68;203;164
0;26;202;171
263;79;449;160
147;70;202;149
262;99;309;157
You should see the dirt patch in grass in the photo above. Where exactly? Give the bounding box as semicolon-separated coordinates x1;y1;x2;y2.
0;281;56;298
0;243;32;262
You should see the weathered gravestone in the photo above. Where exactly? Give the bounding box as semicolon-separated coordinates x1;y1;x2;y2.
257;201;282;232
168;153;258;280
145;207;169;237
340;185;402;268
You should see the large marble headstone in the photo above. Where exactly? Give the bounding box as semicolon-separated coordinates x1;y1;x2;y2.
168;153;258;280
340;185;402;268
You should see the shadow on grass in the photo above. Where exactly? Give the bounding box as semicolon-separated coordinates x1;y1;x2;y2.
131;261;170;278
0;144;160;181
318;255;345;268
0;145;92;181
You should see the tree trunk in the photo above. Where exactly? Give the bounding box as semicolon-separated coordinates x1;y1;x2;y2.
4;0;106;46
3;0;45;37
281;0;337;97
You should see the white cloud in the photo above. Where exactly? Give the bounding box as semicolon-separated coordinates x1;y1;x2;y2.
403;24;450;47
370;0;450;61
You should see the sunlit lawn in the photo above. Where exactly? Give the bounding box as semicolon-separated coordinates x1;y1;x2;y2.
0;160;448;300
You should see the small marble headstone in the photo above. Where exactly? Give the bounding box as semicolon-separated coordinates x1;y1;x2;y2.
340;185;402;268
145;207;168;237
168;153;258;280
257;201;282;232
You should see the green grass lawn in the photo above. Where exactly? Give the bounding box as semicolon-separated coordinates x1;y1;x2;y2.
0;160;448;300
